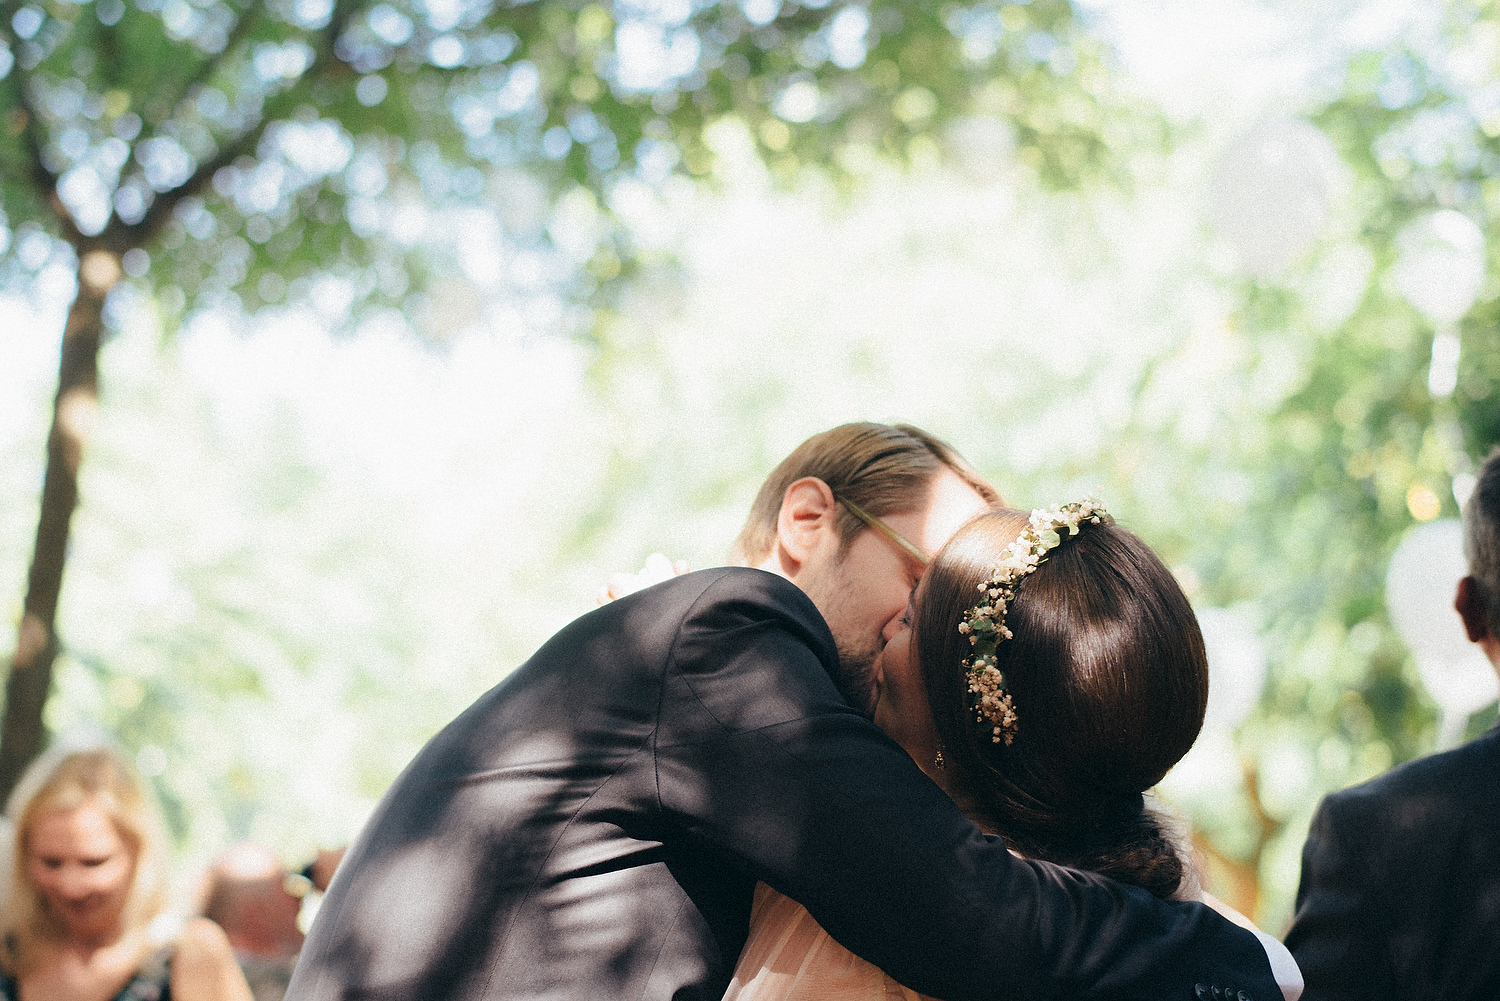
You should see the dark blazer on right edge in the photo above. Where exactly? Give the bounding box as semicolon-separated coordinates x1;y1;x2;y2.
1286;723;1500;1000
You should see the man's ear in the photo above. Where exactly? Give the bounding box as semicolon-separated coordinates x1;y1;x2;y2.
774;477;839;575
1455;576;1492;643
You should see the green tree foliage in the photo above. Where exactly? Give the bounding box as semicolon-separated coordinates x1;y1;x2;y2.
1;0;1129;316
1159;0;1500;928
0;0;1142;798
9;0;1498;939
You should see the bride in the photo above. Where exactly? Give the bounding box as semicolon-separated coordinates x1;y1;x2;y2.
724;501;1302;1000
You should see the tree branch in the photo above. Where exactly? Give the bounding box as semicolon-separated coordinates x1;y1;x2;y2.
0;0;23;38
163;1;265;125
3;49;90;246
121;0;365;248
118;118;260;247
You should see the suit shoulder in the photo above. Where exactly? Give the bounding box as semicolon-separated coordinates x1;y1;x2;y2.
683;565;809;601
1319;727;1500;820
681;567;832;642
655;567;823;623
594;568;834;664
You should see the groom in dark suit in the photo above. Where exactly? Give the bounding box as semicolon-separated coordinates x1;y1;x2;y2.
287;422;1284;1001
1286;446;1500;1000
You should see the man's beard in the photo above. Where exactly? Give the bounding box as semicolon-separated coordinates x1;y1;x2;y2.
835;639;881;718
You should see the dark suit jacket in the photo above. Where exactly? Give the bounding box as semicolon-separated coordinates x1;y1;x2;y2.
287;567;1278;1001
1286;723;1500;1000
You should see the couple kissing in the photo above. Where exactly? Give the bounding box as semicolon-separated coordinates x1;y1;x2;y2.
287;422;1300;1001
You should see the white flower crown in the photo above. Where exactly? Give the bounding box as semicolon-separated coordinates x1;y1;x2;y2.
958;496;1112;744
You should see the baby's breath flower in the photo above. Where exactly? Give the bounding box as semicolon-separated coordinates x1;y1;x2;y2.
957;496;1110;746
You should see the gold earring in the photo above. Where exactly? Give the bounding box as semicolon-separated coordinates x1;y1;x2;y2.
934;744;946;770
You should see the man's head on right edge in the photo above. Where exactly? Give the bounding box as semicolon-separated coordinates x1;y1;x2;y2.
732;423;1001;715
1459;445;1500;671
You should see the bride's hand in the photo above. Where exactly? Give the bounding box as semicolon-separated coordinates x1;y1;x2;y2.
597;553;690;604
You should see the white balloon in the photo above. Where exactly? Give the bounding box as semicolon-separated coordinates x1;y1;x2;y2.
1391;210;1486;323
1385;519;1497;719
1197;605;1268;732
1208;119;1341;278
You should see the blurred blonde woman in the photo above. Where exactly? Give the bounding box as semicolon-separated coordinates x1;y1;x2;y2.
0;746;251;1001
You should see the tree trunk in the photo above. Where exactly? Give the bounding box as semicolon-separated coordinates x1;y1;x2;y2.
0;250;119;802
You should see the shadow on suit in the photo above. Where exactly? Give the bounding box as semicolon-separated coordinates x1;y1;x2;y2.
287;568;1284;1001
1287;724;1500;1000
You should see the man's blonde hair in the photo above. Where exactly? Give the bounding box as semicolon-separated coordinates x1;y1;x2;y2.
731;422;1002;564
0;745;170;974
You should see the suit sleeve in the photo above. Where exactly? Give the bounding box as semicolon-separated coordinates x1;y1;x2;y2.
1284;793;1394;1001
654;573;1282;1001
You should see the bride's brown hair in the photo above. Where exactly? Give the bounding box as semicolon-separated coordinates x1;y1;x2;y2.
915;509;1208;898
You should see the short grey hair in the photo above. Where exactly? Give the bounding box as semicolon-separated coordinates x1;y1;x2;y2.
1463;446;1500;636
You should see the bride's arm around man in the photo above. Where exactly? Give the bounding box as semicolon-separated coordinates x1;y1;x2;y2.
724;500;1300;1001
286;423;1296;1001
